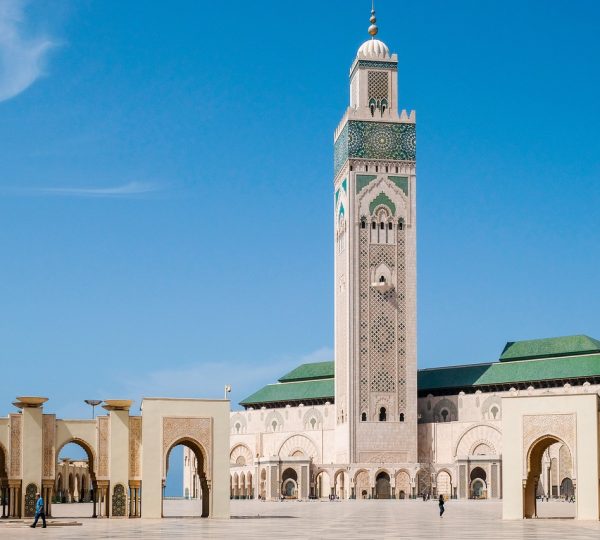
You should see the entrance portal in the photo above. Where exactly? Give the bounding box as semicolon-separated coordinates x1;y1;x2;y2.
282;468;298;499
52;441;96;518
375;472;391;499
470;467;487;499
163;440;209;518
524;435;574;518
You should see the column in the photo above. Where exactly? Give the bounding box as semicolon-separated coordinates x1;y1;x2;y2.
92;486;97;518
129;486;134;517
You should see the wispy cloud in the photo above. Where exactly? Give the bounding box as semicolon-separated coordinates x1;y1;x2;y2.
2;181;163;198
0;0;56;102
118;347;334;410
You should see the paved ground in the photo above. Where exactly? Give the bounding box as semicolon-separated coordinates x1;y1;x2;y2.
1;499;596;539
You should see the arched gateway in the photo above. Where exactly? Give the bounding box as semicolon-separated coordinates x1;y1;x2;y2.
502;393;600;521
0;396;230;519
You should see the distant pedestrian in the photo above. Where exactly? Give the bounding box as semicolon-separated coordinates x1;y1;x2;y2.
438;494;445;517
30;493;46;528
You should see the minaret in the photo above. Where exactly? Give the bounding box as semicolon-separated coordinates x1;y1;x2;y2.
333;6;417;465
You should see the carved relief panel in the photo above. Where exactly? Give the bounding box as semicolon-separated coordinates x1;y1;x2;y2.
9;414;22;478
522;413;576;476
129;416;142;479
98;416;110;479
42;414;55;479
162;417;212;478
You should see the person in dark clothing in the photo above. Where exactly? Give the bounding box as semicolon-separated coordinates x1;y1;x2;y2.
30;493;47;528
438;494;445;517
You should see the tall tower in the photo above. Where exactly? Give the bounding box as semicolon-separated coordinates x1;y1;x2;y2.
334;7;417;465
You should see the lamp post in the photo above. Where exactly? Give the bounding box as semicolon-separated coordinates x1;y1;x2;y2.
224;385;231;400
84;400;102;419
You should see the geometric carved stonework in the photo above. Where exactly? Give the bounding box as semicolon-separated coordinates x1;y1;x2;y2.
359;451;408;464
9;414;22;478
522;413;576;476
98;416;109;479
129;416;142;479
24;483;38;517
162;417;212;478
112;483;127;517
42;414;56;479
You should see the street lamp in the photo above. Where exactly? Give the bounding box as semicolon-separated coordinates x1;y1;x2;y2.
224;385;232;400
84;400;102;419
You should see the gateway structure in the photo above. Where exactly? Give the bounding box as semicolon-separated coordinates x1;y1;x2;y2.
0;397;229;519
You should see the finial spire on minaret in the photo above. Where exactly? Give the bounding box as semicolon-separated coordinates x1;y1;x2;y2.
368;1;378;37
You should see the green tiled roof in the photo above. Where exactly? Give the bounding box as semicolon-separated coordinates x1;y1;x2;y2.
499;335;600;362
419;353;600;392
278;361;335;383
240;379;334;407
418;363;493;391
241;334;600;406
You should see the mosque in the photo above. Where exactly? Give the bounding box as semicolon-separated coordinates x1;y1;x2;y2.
0;6;598;523
183;8;600;510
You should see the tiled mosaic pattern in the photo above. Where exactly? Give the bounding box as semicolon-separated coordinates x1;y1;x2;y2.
334;121;416;176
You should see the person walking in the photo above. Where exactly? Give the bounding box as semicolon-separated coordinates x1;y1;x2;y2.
30;492;46;528
438;494;445;518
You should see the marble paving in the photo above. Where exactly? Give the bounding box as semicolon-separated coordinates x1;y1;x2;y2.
1;499;597;539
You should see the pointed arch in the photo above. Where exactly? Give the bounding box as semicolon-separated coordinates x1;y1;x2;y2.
278;434;320;462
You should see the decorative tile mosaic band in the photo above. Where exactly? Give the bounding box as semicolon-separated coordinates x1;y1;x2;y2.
334;121;416;176
350;60;398;80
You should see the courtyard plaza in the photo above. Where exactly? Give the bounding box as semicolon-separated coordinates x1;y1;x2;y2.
0;500;595;539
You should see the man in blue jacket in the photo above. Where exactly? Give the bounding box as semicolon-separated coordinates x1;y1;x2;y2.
30;492;47;528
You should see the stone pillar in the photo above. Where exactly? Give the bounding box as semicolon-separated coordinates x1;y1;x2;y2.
8;481;21;518
96;482;109;518
135;487;141;517
102;401;132;517
42;481;53;517
14;397;47;517
301;466;309;500
129;482;141;518
92;484;97;518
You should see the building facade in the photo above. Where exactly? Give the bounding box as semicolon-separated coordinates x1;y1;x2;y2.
181;13;600;511
211;336;600;503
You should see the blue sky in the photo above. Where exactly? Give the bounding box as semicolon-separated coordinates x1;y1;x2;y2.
1;0;599;492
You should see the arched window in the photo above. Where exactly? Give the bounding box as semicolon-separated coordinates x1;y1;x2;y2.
380;98;388;115
369;98;376;117
379;407;387;422
399;413;405;422
398;218;404;231
371;222;376;230
361;412;367;422
361;219;366;229
379;275;386;283
441;409;449;422
388;222;392;229
379;222;384;230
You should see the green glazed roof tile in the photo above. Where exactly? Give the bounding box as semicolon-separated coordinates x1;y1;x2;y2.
419;353;600;392
499;335;600;361
240;379;334;406
278;361;334;383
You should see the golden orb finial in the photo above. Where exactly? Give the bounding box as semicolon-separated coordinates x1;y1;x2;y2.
368;3;378;37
